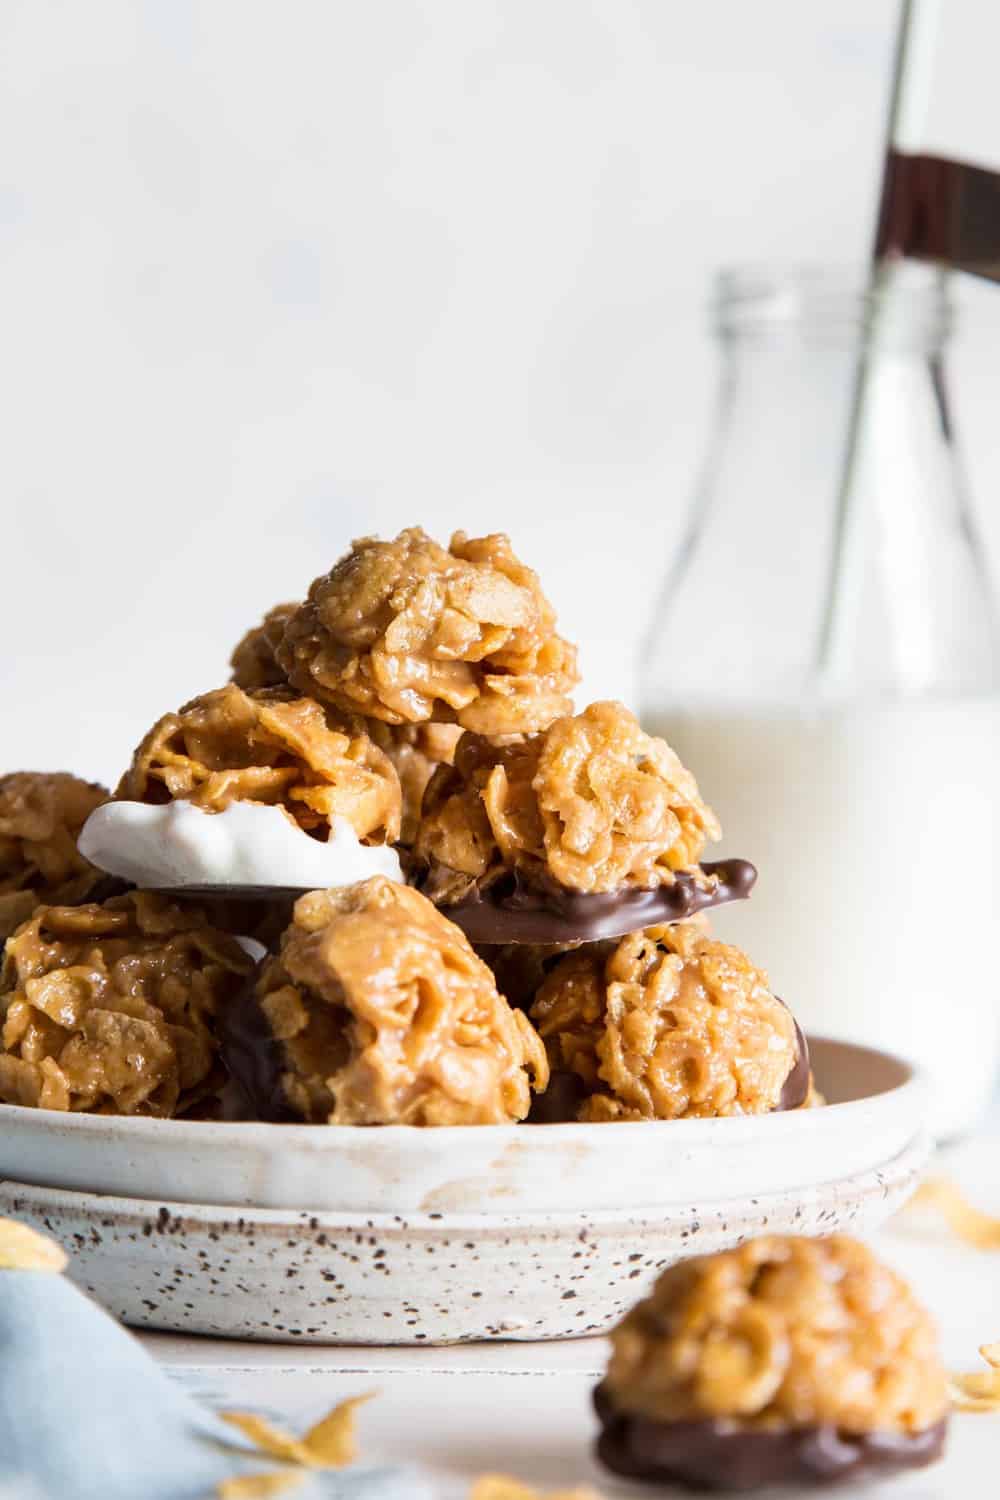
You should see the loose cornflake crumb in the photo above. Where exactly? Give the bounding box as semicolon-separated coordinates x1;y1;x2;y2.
302;1394;375;1467
470;1477;604;1500
216;1392;375;1495
217;1474;304;1498
0;1217;67;1273
220;1413;318;1468
949;1344;1000;1413
906;1178;1000;1248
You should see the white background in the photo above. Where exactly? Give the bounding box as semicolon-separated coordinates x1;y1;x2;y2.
2;0;999;784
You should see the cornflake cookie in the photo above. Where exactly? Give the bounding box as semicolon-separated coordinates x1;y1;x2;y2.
220;876;548;1125
411;703;754;945
528;922;809;1121
594;1235;949;1490
229;602;298;692
0;892;252;1116
276;528;579;735
118;684;401;845
0;772;110;940
416;702;720;900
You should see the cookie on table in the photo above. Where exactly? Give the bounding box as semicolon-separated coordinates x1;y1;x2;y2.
594;1234;949;1490
276;528;579;736
118;683;401;846
412;702;754;943
0;892;252;1116
220;875;549;1125
527;920;810;1121
0;772;111;940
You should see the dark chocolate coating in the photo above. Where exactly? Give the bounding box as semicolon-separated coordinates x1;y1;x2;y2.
154;887;296;949
84;875;134;904
528;1023;810;1123
156;884;305;902
593;1385;947;1491
526;1070;591;1124
429;859;757;946
779;1017;811;1112
218;981;299;1123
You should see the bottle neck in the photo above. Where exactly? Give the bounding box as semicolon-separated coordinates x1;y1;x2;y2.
641;264;997;707
714;263;952;358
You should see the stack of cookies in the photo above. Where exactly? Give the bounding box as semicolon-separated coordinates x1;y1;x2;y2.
0;526;815;1126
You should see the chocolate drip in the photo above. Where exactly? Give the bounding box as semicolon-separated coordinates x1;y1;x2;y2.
778;1015;811;1113
153;887;296;949
84;875;134;904
217;983;298;1124
224;990;806;1128
432;859;757;946
593;1386;947;1491
528;1020;809;1124
526;1070;590;1124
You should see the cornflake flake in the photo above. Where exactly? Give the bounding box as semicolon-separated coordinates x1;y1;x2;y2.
907;1178;1000;1248
0;1218;67;1273
470;1477;605;1500
217;1473;305;1498
216;1392;375;1494
949;1344;1000;1413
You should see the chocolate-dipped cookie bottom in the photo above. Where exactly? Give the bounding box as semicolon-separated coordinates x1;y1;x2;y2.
218;980;300;1123
593;1385;947;1491
779;1016;811;1111
422;858;757;946
526;1069;591;1123
528;1024;810;1123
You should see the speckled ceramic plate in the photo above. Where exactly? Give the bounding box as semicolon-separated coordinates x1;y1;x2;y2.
0;1131;927;1344
0;1038;924;1214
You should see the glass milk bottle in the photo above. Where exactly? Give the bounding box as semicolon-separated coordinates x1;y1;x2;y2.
642;264;1000;1138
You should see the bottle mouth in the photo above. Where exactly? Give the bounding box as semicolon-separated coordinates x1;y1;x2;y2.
714;261;953;350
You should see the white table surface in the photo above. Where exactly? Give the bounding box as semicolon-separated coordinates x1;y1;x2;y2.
142;1134;1000;1499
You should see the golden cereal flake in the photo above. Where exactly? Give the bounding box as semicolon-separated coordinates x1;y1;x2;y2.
906;1178;1000;1249
217;1473;304;1498
949;1344;1000;1413
302;1393;375;1467
220;1392;375;1474
470;1479;605;1500
0;1217;68;1272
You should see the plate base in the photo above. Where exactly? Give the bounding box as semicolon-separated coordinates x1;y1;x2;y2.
0;1134;928;1345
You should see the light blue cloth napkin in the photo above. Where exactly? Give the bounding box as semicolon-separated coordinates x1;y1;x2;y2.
0;1269;429;1500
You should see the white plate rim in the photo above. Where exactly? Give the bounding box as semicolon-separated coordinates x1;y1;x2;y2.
0;1129;930;1230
